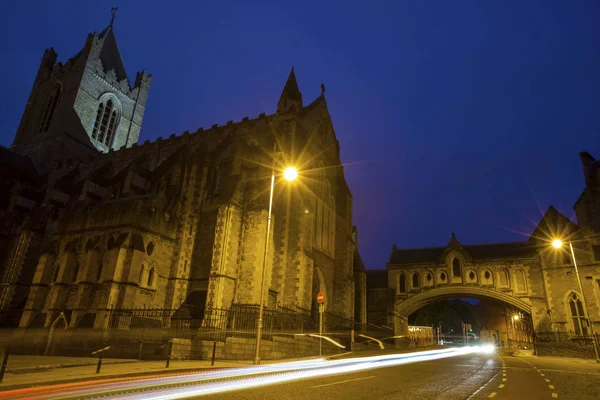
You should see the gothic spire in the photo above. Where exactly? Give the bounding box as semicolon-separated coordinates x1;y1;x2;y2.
277;67;303;113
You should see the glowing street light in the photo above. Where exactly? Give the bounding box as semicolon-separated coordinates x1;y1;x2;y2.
551;238;600;362
254;144;298;365
513;315;520;321
283;167;298;182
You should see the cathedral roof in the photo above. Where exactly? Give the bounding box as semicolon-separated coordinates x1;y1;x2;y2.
98;26;128;82
388;241;538;265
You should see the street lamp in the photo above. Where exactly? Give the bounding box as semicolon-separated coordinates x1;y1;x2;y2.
551;239;600;362
254;144;298;365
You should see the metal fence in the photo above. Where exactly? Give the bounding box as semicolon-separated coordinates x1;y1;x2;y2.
0;304;393;359
535;330;600;345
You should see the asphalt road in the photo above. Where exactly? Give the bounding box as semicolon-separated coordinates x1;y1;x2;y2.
3;349;599;399
200;352;501;400
198;353;600;400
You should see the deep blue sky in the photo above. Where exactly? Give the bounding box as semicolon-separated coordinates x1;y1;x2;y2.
1;1;599;270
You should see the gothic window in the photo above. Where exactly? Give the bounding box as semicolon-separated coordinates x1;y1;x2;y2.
412;272;420;288
91;95;120;148
314;161;335;255
138;263;146;285
452;258;461;277
468;271;476;281
146;242;155;256
498;269;509;287
569;293;588;336
398;273;406;293
147;268;155;287
426;272;432;283
39;84;61;133
515;269;526;293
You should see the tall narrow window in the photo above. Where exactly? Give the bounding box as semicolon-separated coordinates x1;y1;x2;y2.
412;272;420;288
138;264;146;285
569;293;588;336
452;258;461;277
147;268;155;287
39;84;61;133
399;273;406;293
91;95;120;148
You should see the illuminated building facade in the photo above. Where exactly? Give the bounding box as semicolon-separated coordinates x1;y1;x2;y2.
0;20;366;332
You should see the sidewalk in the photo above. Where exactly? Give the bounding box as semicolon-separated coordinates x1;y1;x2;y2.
0;358;254;390
2;355;137;373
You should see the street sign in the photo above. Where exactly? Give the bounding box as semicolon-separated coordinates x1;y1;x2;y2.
317;292;324;304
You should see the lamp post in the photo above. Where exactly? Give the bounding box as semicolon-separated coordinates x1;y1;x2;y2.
552;239;600;362
254;143;297;365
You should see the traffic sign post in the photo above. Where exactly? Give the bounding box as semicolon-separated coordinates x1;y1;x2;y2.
317;292;324;356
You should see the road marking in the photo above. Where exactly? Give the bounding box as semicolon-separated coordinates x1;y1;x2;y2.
545;379;550;383
498;384;505;389
310;375;376;388
502;378;507;382
549;385;555;389
540;373;545;376
488;392;497;398
552;393;558;398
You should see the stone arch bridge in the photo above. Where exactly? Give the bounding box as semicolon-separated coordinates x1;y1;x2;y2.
387;234;542;336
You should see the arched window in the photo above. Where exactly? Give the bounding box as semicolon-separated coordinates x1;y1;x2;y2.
412;272;420;288
569;293;588;336
498;269;509;287
452;258;461;277
138;265;145;285
91;95;120;147
398;273;406;293
147;268;155;287
52;263;61;282
39;84;61;133
515;269;526;292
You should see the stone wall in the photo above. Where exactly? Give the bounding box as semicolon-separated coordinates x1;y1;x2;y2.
170;335;343;361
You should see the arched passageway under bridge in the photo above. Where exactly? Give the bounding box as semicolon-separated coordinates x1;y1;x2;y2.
394;286;532;336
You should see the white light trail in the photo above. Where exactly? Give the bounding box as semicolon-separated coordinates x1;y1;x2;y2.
113;346;494;400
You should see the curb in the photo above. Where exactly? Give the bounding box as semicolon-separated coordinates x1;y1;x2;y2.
5;359;139;374
0;364;250;392
0;355;322;392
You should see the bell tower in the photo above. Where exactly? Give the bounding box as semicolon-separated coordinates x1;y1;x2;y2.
11;11;151;172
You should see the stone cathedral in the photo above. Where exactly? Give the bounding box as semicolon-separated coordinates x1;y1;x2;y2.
0;20;367;331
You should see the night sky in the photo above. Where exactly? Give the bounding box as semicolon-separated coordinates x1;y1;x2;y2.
1;1;599;270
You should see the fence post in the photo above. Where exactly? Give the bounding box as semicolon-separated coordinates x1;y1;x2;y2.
96;355;103;374
0;346;10;383
165;340;173;368
211;341;217;366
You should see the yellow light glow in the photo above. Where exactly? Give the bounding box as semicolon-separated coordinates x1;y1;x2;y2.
283;167;298;182
552;239;563;249
513;315;520;321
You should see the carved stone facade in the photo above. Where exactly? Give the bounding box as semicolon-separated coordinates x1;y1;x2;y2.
369;152;600;338
0;22;364;331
